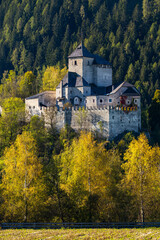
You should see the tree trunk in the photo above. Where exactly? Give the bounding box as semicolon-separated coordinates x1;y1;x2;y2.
24;170;28;223
55;182;64;223
140;164;144;222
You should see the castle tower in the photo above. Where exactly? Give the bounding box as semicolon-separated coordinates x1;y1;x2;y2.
68;42;112;87
68;42;94;84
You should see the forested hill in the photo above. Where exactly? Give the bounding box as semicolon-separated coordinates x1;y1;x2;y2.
0;0;160;104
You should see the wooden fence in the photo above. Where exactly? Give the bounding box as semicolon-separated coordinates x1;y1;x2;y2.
1;222;160;229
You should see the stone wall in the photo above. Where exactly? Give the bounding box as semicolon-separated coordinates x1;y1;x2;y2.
109;107;141;139
94;65;112;87
83;57;94;84
25;98;41;117
26;103;141;140
55;106;141;140
68;57;112;87
68;58;83;76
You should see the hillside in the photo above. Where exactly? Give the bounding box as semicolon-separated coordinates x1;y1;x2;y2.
0;0;160;106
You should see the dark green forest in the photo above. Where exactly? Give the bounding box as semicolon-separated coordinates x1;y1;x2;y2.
0;0;160;104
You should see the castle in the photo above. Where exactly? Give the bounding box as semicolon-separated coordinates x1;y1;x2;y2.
25;42;141;140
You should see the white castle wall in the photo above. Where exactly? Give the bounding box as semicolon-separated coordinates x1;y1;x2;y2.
83;57;94;84
68;58;83;76
68;57;112;87
94;66;112;87
25;98;41;117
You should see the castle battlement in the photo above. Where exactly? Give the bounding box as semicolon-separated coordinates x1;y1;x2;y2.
42;105;140;113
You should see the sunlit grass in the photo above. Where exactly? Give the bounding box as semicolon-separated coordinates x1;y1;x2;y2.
0;228;160;239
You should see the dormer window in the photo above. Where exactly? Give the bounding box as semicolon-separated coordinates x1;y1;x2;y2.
75;61;77;65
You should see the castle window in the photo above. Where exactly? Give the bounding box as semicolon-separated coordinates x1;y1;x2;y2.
29;106;31;109
33;106;35;109
40;106;42;110
109;99;112;103
100;99;103;103
88;61;90;65
112;116;114;119
93;99;95;103
135;99;137;103
86;90;88;94
75;61;77;65
70;90;72;94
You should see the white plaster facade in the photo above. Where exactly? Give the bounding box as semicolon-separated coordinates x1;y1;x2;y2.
25;91;56;118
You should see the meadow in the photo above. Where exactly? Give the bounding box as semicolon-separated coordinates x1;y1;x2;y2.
0;228;160;240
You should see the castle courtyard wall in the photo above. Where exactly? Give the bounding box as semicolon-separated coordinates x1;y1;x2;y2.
55;107;141;140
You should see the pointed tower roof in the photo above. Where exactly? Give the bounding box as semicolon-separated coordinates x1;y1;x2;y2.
68;42;94;58
68;42;111;65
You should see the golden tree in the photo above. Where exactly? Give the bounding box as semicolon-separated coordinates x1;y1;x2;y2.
122;133;160;222
42;65;67;91
59;131;122;222
0;131;46;222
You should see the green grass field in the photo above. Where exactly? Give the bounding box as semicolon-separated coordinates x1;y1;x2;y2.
0;228;160;240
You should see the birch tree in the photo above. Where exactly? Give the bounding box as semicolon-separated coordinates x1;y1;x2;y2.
122;133;160;222
0;131;46;222
59;131;122;222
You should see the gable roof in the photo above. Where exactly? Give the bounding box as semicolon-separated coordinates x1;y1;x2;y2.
26;91;56;100
108;81;140;96
68;42;111;65
109;82;134;95
56;72;89;88
122;87;140;96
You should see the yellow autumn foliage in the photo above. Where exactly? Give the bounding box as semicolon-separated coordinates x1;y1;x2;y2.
42;65;67;91
0;131;46;222
122;133;160;221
